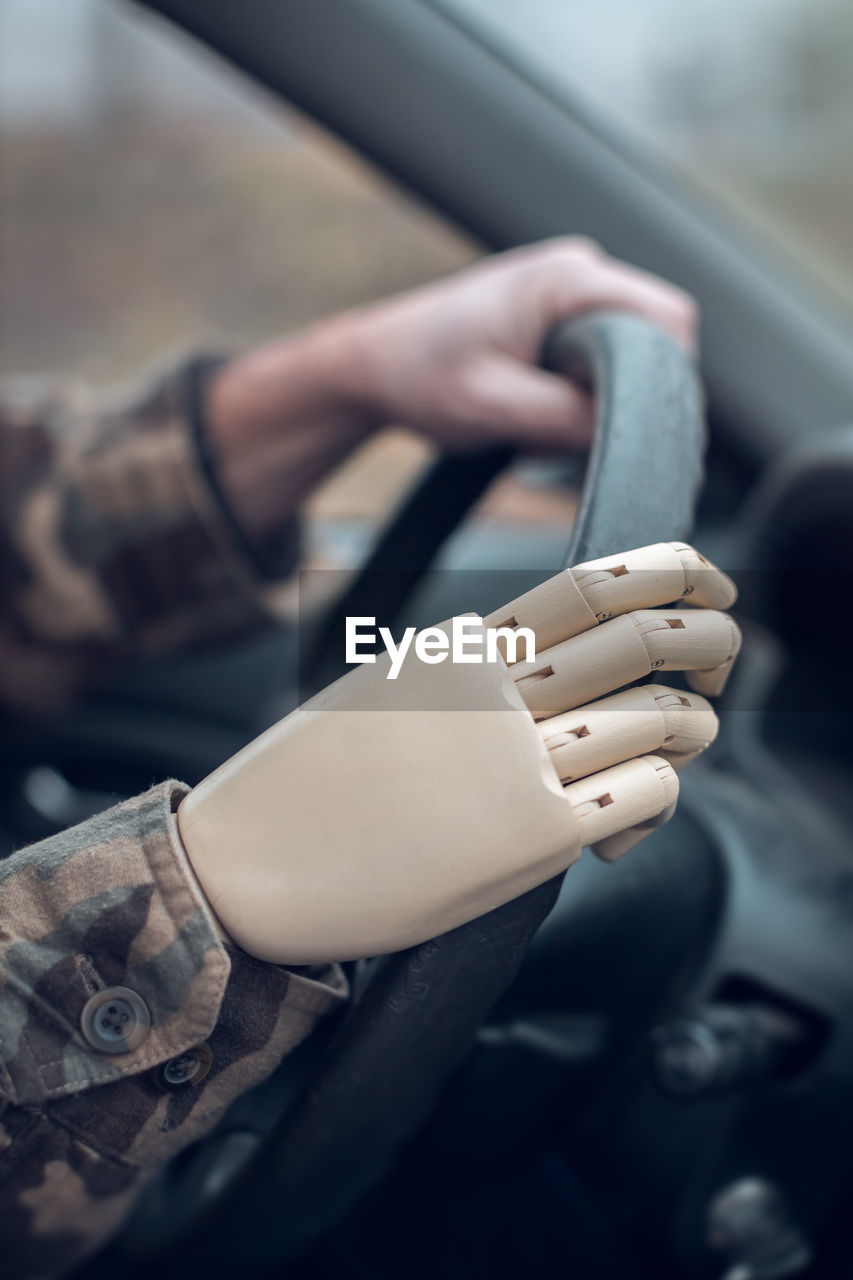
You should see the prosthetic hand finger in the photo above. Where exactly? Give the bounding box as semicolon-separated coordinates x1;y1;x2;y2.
485;541;736;659
513;608;741;719
586;791;679;863
572;542;737;620
565;755;678;849
539;686;718;783
655;746;708;773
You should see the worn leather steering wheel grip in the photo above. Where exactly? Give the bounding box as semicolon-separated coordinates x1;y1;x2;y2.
176;616;676;966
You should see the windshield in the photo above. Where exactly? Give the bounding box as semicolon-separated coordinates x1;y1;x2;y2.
435;0;853;323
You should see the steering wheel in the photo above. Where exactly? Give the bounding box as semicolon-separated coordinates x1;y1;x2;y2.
105;310;706;1275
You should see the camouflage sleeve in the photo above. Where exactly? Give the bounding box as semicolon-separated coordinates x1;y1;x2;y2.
0;358;298;717
0;779;349;1279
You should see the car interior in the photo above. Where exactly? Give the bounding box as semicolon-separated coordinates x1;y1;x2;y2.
3;2;853;1277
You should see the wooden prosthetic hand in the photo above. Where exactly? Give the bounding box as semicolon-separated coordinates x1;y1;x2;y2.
177;542;738;965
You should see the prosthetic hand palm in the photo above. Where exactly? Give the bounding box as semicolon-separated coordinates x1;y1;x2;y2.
178;542;738;965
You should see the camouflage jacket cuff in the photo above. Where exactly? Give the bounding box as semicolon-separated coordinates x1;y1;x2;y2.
186;356;301;584
91;357;295;651
0;360;297;717
1;780;246;1106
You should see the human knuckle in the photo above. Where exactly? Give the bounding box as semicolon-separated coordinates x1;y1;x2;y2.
668;287;699;324
564;235;603;258
450;364;491;423
537;235;603;266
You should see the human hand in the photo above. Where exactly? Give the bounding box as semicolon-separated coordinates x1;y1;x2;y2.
340;236;698;450
206;239;696;538
176;542;737;965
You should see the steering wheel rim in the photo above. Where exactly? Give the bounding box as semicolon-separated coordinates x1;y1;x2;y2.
305;310;703;692
111;311;706;1274
546;311;704;563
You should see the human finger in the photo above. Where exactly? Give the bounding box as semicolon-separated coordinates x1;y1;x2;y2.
532;239;699;354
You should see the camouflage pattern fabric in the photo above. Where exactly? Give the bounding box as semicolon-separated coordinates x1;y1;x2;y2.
0;360;291;717
0;365;348;1276
0;782;348;1279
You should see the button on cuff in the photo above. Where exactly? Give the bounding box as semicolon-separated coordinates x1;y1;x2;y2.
80;987;151;1055
152;1042;214;1092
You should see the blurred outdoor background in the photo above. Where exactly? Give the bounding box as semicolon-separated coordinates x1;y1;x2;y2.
455;0;853;316
2;0;852;542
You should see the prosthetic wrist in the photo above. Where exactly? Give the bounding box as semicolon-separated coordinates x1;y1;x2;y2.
177;542;738;965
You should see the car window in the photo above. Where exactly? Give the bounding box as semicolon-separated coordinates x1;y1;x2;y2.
0;0;477;381
0;0;484;552
437;0;853;324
